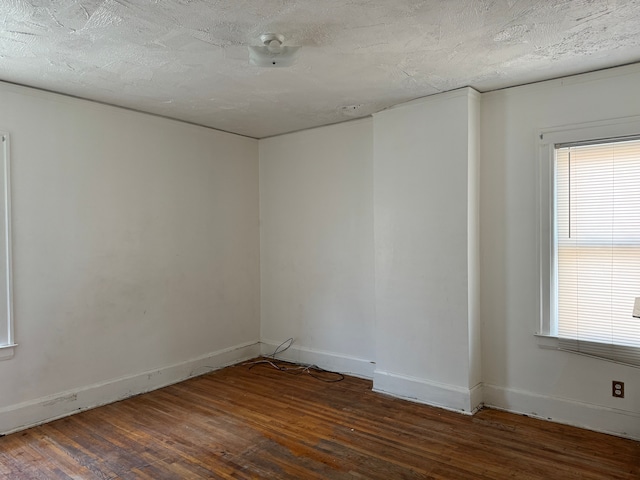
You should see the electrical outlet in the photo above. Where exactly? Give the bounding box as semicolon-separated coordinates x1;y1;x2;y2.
612;381;624;398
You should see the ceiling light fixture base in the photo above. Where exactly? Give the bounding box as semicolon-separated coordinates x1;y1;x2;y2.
260;33;284;46
249;33;300;68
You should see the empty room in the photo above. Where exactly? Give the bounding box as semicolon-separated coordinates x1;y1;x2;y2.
0;1;639;478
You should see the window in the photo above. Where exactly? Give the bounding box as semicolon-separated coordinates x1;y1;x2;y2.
0;132;13;360
538;118;640;366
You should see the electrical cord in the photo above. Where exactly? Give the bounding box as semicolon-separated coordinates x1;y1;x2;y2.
244;338;345;382
270;337;294;358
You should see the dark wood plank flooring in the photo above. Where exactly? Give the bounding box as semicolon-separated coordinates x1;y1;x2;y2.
1;359;638;479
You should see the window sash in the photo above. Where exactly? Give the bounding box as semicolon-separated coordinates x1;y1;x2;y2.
554;139;640;365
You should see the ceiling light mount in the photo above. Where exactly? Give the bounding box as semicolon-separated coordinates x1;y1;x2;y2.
249;33;300;68
260;33;284;46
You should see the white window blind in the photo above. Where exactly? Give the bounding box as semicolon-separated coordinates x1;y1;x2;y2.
555;138;640;365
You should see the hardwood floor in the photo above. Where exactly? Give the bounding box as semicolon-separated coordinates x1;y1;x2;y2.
1;359;638;479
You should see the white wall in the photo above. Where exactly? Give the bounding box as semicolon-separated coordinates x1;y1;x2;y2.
259;119;375;377
0;82;260;433
481;64;640;438
372;88;481;412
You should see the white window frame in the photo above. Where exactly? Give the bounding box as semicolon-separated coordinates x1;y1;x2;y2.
537;116;640;348
0;132;14;360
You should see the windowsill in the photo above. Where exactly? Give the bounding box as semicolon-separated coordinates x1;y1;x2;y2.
0;344;17;360
535;334;559;350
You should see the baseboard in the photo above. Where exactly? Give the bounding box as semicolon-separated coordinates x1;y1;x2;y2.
260;339;376;379
483;384;640;441
372;370;482;414
0;340;261;435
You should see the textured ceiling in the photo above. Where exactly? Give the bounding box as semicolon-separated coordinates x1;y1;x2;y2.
2;0;640;138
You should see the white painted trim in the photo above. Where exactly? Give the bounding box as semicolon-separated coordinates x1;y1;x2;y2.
3;134;13;349
260;115;373;140
0;343;16;360
372;370;482;414
375;87;480;115
0;80;254;140
482;62;640;99
535;334;559;350
469;383;484;413
0;133;12;354
260;339;376;379
483;384;640;441
0;340;261;435
538;115;640;147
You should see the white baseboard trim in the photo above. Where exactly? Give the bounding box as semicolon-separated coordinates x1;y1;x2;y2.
483;384;640;441
372;370;482;414
260;339;376;379
0;340;261;436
